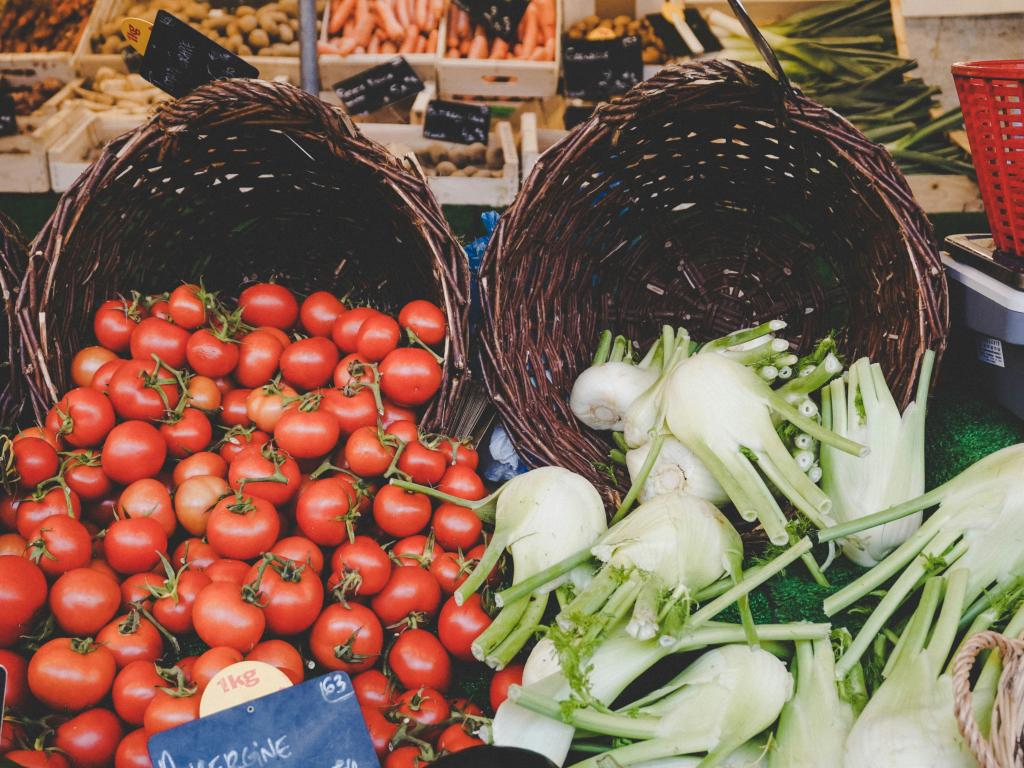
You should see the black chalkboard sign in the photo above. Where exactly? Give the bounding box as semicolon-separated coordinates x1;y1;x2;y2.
562;35;643;101
564;104;595;130
0;92;16;138
334;56;424;116
424;100;490;145
434;746;558;767
454;0;528;43
139;11;259;98
147;671;377;768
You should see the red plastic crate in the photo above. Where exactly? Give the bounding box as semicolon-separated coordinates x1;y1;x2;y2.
953;60;1024;257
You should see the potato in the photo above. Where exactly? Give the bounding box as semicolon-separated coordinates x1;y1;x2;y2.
247;27;270;48
205;14;232;29
226;20;240;36
237;43;253;55
127;3;148;15
435;161;457;176
278;0;298;13
426;143;447;165
279;41;299;55
448;147;469;168
485;145;503;170
277;23;294;42
466;142;486;164
451;169;467;177
236;4;256;12
462;165;478;177
258;13;279;33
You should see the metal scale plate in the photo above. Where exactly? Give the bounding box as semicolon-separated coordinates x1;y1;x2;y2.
945;233;1024;291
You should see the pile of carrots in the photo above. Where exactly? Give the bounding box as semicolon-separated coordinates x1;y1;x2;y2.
445;0;555;60
319;0;443;56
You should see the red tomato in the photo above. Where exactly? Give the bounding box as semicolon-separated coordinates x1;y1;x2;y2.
274;406;340;459
392;535;443;568
217;426;269;463
112;661;166;725
168;284;208;329
437;722;484;753
54;707;123;768
295;475;363;547
206;493;280;561
431;503;483;551
489;663;524;711
97;613;164;667
220;389;253;427
120;572;162;610
101;421;167;486
245;640;305;685
159;407;213;459
14;427;60;450
372;486;431;538
0;532;24;557
191;646;243;691
1;719;25;754
143;688;200;734
148;299;172;321
94;298;142;353
63;450;113;501
90;358;126;394
5;750;70;767
103;517;167;574
344;426;396;477
46;388;116;448
438;466;485;501
317;388;377;436
204;559;250;586
26;515;92;577
331;307;380;353
279;337;339;391
380;399;418;429
384;419;419;444
370;567;441;626
171;538;220;571
352;669;396;711
235;330;285;389
192;581;265;652
227;443;300;506
383;746;426;768
186;329;239;378
379;348;442;407
442;441;480;470
438;594;491;662
173;451;228;484
300;291;345;337
49;567;120;635
16;486;81;539
388;629;451;692
28;637;116;712
270;536;324;573
245;381;299;432
332;353;376;388
244;557;323;635
355;314;400;362
238;283;298;330
309;602;383;673
399;300;446;346
152;569;212;635
114;729;152;768
0;649;27;710
328;535;392;597
394;687;450;737
449;698;484;719
398;442;447;485
186;375;222;411
11;437;58;489
430;551;472;595
119;478;176;536
130;317;190;368
173;474;228;537
361;706;398;759
72;346;119;388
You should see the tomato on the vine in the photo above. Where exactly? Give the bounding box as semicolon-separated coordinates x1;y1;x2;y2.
152;568;212;635
217;426;269;463
392;535;443;568
430;551;473;595
331;307;380;353
168;284;209;329
227;443;301;506
399;300;446;346
220;388;253;427
160;407;213;459
360;706;398;759
11;437;59;489
352;669;396;711
437;722;484;753
344;426;396;477
63;450;113;501
112;661;166;725
270;536;323;573
235;330;285;389
370;567;441;626
171;538;220;571
0;649;27;710
191;646;243;691
72;346;119;388
317;388;377;436
329;535;392;597
245;383;298;433
103;517;167;574
373;485;431;538
173;452;227;485
97;612;164;667
26;515;92;577
393;687;450;737
204;558;250;586
186;329;239;378
118;478;175;536
431;503;483;551
397;441;447;485
186;374;222;410
438;465;486;501
388;629;451;692
94;298;142;353
379;348;442;407
279;337;339;391
114;729;151;768
4;749;70;767
46;388;116;448
130;317;190;369
355;314;400;362
295;475;363;547
274;402;340;459
143;687;200;734
192;581;265;652
244;557;323;635
309;602;383;674
16;486;80;539
206;493;280;561
174;475;230;536
119;572;161;610
28;637;116;712
332;353;376;388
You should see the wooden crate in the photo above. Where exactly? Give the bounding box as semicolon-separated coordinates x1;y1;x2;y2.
47;112;146;192
0;108;89;193
906;173;983;215
519;110;567;177
361;120;519;205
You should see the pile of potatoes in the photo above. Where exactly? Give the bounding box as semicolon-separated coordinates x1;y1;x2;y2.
566;14;667;64
387;141;506;177
92;0;324;57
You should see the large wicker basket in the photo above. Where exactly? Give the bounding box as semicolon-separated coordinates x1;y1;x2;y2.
479;49;947;504
14;79;470;430
1;212;28;429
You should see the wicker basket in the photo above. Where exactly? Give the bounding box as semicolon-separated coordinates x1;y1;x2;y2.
1;212;28;429
14;79;470;430
479;17;947;505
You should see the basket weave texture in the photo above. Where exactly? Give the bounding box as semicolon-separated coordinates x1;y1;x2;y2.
14;79;470;430
1;212;28;429
480;59;948;506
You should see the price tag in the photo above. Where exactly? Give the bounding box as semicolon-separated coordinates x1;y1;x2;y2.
0;91;17;137
134;10;259;98
423;100;490;145
148;671;377;768
562;35;643;101
453;0;528;43
199;661;293;717
334;57;424;116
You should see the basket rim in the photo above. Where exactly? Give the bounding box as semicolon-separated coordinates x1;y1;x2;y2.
952;60;1024;79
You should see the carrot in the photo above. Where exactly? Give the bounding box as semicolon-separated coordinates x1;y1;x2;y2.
513;43;523;57
445;47;460;58
414;0;427;29
380;0;406;40
368;34;381;52
468;29;489;59
415;32;427;52
529;44;547;60
426;28;437;53
394;0;409;28
455;7;470;38
382;41;398;52
459;38;471;55
399;23;418;52
535;0;555;41
329;0;356;34
428;0;444;29
489;37;508;59
353;0;374;47
318;40;339;53
337;35;358;54
519;3;538;58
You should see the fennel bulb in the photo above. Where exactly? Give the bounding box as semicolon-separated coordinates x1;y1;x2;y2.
626;438;728;506
570;332;661;431
664;352;865;545
844;571;974;768
769;638;854;767
822;444;1024;678
821;352;934;567
632;742;768;768
559;492;743;641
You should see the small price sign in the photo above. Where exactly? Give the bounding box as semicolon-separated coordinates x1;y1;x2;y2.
453;0;528;42
423;100;490;145
562;35;643;101
334;57;424;116
134;10;259;98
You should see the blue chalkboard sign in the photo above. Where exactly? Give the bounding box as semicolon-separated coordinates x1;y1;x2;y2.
147;671;379;768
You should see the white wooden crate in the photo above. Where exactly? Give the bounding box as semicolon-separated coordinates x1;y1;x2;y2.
48;112;146;193
437;0;561;98
0;108;90;193
0;53;78;82
361;120;519;206
519;110;567;177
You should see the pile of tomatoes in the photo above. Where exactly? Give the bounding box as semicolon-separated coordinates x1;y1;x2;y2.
0;282;523;768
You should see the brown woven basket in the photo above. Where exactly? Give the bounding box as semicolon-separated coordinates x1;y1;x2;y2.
14;79;470;430
1;212;28;429
479;40;946;505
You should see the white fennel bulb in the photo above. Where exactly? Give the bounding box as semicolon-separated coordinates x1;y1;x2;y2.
571;361;660;431
626;438;728;506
